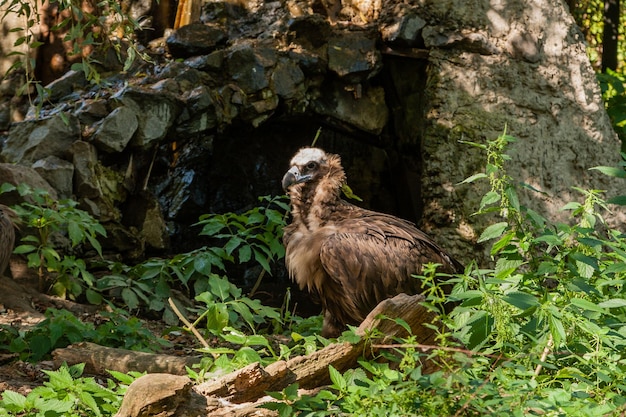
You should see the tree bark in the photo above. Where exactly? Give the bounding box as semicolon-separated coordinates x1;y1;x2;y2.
52;342;201;375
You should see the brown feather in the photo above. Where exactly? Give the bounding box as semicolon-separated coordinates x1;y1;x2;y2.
282;148;462;337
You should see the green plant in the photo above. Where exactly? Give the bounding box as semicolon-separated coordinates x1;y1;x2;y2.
3;183;106;300
193;274;281;335
195;195;289;277
262;130;626;416
1;0;147;113
0;363;140;417
3;308;169;361
598;70;626;152
98;195;289;324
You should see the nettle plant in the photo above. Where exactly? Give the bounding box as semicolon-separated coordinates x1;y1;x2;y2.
0;363;141;417
263;131;626;416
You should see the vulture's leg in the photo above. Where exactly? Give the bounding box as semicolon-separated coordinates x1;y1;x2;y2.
321;310;344;338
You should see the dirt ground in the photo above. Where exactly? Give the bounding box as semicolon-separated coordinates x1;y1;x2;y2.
0;259;65;395
0;257;318;397
0;258;189;396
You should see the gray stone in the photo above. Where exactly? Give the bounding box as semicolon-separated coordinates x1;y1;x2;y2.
118;88;181;148
91;106;139;153
417;0;624;262
184;50;225;72
226;44;277;93
381;13;426;46
328;31;383;82
70;140;101;199
288;14;332;49
166;22;228;58
101;222;144;260
123;193;169;251
0;163;58;206
44;70;88;102
313;83;388;135
32;156;74;199
76;99;110;126
271;60;305;99
1;114;80;164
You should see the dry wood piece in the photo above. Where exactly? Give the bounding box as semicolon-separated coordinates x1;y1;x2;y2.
196;293;440;402
114;373;200;417
52;342;201;375
114;293;441;416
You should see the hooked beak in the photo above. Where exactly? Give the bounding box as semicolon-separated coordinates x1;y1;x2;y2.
282;166;312;190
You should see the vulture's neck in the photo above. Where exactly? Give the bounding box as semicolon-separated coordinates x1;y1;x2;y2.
289;166;346;231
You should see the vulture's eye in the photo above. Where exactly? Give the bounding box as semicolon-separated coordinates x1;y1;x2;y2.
305;161;318;171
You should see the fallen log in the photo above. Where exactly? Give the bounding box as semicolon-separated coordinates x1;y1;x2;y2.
52;342;201;375
114;293;442;417
195;292;439;403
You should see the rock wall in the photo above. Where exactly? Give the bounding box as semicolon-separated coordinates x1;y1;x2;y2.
0;0;622;268
418;0;624;259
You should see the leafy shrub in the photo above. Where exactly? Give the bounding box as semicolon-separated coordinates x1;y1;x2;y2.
598;70;626;152
98;195;289;325
2;183;107;301
193;274;281;335
0;363;140;417
1;308;169;361
1;0;147;113
195;195;289;276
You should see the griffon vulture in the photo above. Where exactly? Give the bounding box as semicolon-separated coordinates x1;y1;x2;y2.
281;147;463;337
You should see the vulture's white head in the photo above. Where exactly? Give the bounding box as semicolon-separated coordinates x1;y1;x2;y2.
282;147;333;191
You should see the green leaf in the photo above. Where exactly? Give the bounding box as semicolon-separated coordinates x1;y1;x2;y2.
30;334;52;361
224;236;243;256
495;258;524;279
238;245;252;263
13;244;37;254
590;165;626;178
205;304;229;333
193;253;213;275
341;184;362;201
549;315;566;347
607;195;626;205
197;219;226;236
67;221;83;246
505;186;520;211
208;275;232;301
79;391;101;416
222;329;247;344
457;173;488;185
122;288;139;310
502;291;539;311
491;230;515;255
284;383;299;400
328;365;346;391
534;234;563;246
598;298;626;308
253;248;272;273
561;202;582;211
480;191;501;210
1;390;27;411
229;301;255;328
570;298;605;313
247;211;265;224
477;222;508;243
